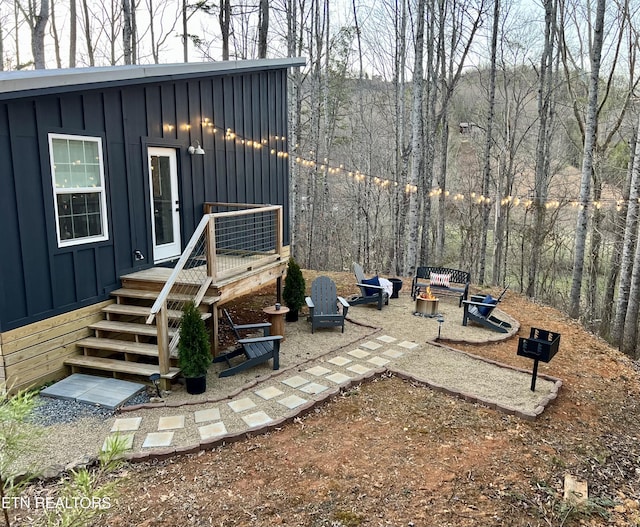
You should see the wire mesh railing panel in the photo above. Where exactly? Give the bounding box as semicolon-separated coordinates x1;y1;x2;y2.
214;209;278;276
164;230;209;356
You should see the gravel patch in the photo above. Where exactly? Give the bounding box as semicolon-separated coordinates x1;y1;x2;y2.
14;293;532;477
27;392;151;427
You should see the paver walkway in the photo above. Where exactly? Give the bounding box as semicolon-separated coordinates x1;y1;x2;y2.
106;335;421;460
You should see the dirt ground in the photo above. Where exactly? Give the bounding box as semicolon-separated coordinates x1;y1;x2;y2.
14;271;640;526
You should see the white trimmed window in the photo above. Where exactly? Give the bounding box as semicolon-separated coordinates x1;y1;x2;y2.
48;134;109;247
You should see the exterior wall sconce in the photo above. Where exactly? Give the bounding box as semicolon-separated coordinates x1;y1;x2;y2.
188;140;205;155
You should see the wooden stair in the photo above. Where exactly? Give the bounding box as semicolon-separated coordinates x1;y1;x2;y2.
64;279;218;385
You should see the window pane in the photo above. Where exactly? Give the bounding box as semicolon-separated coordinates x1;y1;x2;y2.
87;213;102;236
71;193;87;214
59;216;74;240
68;141;85;164
84;141;99;163
84;193;101;214
52;138;70;163
54;164;72;188
70;163;86;188
72;215;89;238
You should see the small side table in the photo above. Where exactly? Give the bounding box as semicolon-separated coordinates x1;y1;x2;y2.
263;305;290;339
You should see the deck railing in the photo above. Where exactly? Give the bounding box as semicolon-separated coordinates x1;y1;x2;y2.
147;203;283;384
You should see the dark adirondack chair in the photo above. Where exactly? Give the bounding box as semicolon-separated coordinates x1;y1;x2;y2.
305;276;350;333
213;309;282;377
462;286;511;333
348;262;389;310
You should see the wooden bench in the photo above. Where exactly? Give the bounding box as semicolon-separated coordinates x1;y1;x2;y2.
411;266;471;306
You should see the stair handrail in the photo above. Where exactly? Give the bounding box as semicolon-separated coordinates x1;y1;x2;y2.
146;213;213;324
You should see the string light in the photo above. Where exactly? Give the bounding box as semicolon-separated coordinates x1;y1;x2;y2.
182;122;629;211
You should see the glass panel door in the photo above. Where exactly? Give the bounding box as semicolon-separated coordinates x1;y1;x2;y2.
148;147;181;262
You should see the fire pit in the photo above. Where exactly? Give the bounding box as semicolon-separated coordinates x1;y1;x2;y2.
414;287;440;317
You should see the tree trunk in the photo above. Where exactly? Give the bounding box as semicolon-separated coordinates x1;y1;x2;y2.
527;0;557;298
404;0;425;277
32;0;49;69
258;0;269;58
478;0;499;285
219;0;230;60
50;0;61;68
82;0;94;65
182;0;188;62
69;0;76;67
612;122;640;345
123;0;132;64
569;0;606;318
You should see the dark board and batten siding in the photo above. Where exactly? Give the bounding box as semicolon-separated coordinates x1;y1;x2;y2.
0;64;293;332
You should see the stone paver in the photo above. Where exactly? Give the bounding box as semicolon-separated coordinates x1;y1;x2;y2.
377;335;397;343
111;417;142;432
199;422;227;440
194;408;221;423
398;340;419;349
347;364;372;375
347;349;370;359
360;341;383;351
299;382;328;395
228;397;257;413
382;349;404;358
278;394;308;409
328;356;352;366
255;386;284;400
326;372;352;384
242;411;273;428
158;415;185;430
306;365;332;376
282;375;310;388
102;433;135;452
368;356;390;367
142;431;174;448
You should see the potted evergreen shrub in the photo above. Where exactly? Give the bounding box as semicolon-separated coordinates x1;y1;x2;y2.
282;257;306;322
178;300;211;394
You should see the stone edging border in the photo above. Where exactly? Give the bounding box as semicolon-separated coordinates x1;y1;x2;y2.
122;345;562;464
118;322;383;414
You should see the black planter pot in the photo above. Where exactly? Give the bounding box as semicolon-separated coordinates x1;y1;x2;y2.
185;375;207;395
285;309;299;322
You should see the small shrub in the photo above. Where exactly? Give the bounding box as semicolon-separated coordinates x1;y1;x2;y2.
178;301;211;378
283;257;306;312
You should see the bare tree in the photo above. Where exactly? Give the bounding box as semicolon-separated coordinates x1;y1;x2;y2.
568;0;608;317
16;0;49;68
477;0;499;286
69;0;77;67
404;0;425;276
258;0;269;58
612;121;640;346
527;0;558;298
123;0;133;63
219;0;231;59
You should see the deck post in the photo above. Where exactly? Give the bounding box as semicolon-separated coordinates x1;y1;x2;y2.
206;214;217;282
275;206;283;256
157;301;171;391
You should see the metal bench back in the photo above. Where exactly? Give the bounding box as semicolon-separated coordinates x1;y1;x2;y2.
416;266;470;284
